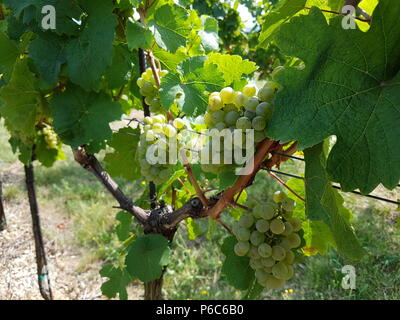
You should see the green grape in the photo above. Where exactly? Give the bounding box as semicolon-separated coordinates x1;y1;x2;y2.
285;265;294;280
282;222;294;236
271;245;286;261
272;262;289;280
287;218;302;232
261;257;275;268
265;275;285;289
239;214;254;229
224;111;240;126
272;191;287;203
219;87;235;104
249;246;260;259
255;219;269;233
224;103;238;112
279;239;292;251
136;77;145;88
282;198;296;211
153;123;163;133
244;110;256;120
256;102;273;119
270;219;285;235
163;124;177;138
145;130;156;142
283;250;295;264
255;269;269;283
258;243;272;258
250;258;263;270
159;168;171;180
153;115;166;123
234;241;250;256
233;93;249;107
209;95;223;111
141;82;156;96
243;84;256;97
214;122;226;130
265;80;280;90
244;97;259;112
254;130;266;143
236;227;251;241
204;112;214;127
253;203;275;220
211;110;225;123
144;116;153;125
250;231;265;246
236;117;252;130
252;116;267;131
173;118;185;129
287;233;301;248
258;86;275;103
282;210;294;219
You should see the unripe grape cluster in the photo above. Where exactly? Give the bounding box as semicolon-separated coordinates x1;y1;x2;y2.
232;191;302;289
41;126;59;149
201;82;279;173
138;114;187;185
136;68;168;113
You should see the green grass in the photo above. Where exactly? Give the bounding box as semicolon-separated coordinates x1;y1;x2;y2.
1;122;399;300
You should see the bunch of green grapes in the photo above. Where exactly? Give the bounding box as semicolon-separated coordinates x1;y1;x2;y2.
136;68;168;113
41;126;59;149
201;82;279;173
138;114;187;185
232;191;303;290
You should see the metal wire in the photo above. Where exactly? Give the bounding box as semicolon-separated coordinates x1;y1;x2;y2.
266;169;400;206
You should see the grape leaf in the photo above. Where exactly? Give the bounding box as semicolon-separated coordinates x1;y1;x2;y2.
268;3;400;194
153;46;187;71
29;32;66;86
3;0;83;36
149;4;191;53
104;127;141;181
126;21;153;50
51;84;122;147
159;56;224;116
9;136;33;165
125;234;170;283
0;59;40;137
186;217;201;240
105;44;134;89
65;0;117;90
115;211;133;242
100;264;132;300
198;16;219;53
221;236;254;290
258;0;347;46
304;142;365;260
205;53;258;86
286;179;336;255
0;32;20;82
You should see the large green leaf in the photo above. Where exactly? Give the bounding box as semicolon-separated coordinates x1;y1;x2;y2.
149;4;191;53
3;0;82;35
221;236;255;290
205;53;258;86
29;33;66;86
125;234;171;283
0;32;20;82
65;0;117;90
268;2;400;194
304;142;365;260
198;16;219;53
126;21;153;50
0;59;40;137
104;127;141;180
159;56;224;116
100;264;132;300
51;84;122;147
105;44;134;89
